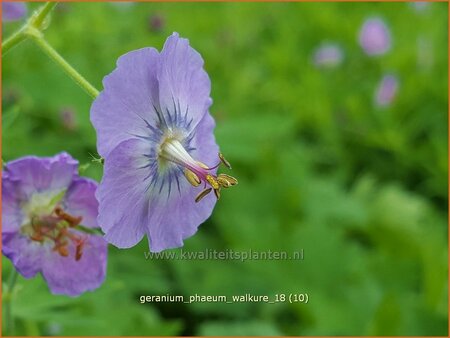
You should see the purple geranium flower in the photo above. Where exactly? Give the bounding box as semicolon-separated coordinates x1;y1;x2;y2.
2;153;107;296
375;74;399;107
312;42;344;68
358;18;391;56
91;32;237;252
2;2;27;22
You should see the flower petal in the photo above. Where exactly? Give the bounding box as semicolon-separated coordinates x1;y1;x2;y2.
4;153;78;198
158;32;212;133
97;138;155;248
63;178;99;229
41;235;107;297
2;172;25;232
2;233;45;278
146;183;217;252
189;112;219;172
91;47;161;158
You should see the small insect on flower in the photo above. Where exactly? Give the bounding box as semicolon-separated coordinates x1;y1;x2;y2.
91;32;238;252
2;153;107;297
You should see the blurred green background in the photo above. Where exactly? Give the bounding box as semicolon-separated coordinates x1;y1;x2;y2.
2;1;448;336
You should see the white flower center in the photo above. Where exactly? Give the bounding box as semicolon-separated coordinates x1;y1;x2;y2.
159;138;199;172
22;190;65;223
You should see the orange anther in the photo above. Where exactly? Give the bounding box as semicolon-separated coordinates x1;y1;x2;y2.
54;207;82;227
58;245;69;257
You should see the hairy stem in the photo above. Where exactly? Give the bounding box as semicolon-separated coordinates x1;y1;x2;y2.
2;28;28;55
29;31;99;98
32;1;58;29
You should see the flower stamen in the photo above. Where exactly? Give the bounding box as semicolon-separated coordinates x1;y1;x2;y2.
159;138;238;202
184;169;201;187
195;188;212;203
214;188;221;200
217;173;238;186
55;206;82;227
75;236;88;261
219;152;232;169
26;206;86;260
205;174;220;190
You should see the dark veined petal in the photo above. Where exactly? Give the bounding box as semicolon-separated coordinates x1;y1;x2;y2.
91;47;161;158
188;110;219;175
97;138;155;248
157;32;212;133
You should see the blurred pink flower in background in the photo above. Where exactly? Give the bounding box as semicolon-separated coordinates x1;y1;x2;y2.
2;2;27;22
359;18;391;56
148;13;165;33
59;107;78;131
312;43;344;68
375;74;399;107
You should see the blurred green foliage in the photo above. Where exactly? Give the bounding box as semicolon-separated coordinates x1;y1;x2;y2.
2;2;448;336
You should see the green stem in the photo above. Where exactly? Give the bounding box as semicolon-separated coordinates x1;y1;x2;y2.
29;30;99;99
4;269;19;336
2;28;28;56
32;2;58;29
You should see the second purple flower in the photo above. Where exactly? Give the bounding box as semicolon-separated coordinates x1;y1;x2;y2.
2;153;107;296
91;33;237;252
